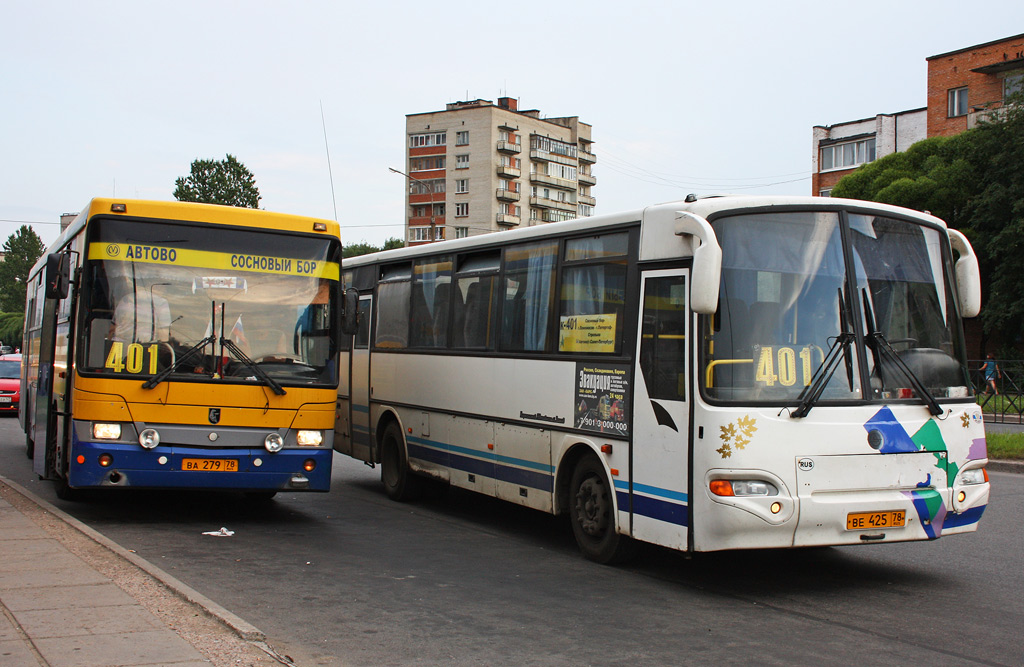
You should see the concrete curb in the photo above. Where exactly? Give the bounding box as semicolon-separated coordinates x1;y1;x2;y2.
0;474;266;643
987;459;1024;474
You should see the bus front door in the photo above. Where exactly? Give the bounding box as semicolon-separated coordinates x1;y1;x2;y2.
629;269;691;551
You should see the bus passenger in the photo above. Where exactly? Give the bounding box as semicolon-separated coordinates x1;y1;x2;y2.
111;284;171;343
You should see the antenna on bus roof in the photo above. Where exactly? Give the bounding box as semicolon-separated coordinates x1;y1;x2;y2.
320;100;339;222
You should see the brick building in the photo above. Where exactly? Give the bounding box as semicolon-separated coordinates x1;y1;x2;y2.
812;33;1024;196
400;97;595;246
927;33;1024;137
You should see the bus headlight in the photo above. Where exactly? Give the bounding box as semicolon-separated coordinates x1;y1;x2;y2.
709;479;779;497
958;468;987;485
264;433;284;453
138;428;160;450
93;423;122;440
296;430;323;446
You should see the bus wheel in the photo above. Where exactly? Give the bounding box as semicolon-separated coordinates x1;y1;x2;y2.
569;456;636;564
54;475;80;501
380;422;422;502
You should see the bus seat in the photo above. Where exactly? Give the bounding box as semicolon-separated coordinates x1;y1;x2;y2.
463;282;487;348
449;283;466;348
431;283;453;347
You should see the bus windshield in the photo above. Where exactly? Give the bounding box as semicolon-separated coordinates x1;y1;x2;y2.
78;217;340;387
703;210;971;405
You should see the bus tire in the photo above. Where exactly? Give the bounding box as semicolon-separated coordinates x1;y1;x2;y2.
569;455;636;564
54;475;80;501
380;422;422;502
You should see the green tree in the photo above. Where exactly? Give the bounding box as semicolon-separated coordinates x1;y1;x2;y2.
0;225;45;314
0;312;23;347
173;154;261;208
832;97;1024;351
343;237;405;259
343;242;381;258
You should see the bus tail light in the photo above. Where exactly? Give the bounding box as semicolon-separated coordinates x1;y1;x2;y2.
98;454;114;467
710;479;779;497
93;423;122;440
303;459;316;472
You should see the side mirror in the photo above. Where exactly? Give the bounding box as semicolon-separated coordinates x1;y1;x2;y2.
948;228;981;318
44;253;70;300
340;288;359;335
674;212;722;315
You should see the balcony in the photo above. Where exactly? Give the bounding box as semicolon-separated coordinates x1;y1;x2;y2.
578;194;596;206
529;149;576;167
496;188;521;202
578;172;596;186
497;140;522;154
496;213;521;227
530;196;577;212
529;172;576;191
540;210;577;223
578;149;596;164
497;164;521;179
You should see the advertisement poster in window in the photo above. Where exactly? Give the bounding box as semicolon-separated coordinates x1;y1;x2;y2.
575;362;630;438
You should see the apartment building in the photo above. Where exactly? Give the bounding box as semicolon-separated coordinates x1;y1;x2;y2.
811;108;926;197
927;33;1024;136
400;97;596;246
811;33;1024;196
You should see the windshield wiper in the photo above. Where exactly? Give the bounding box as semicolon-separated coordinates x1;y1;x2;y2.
141;334;215;389
861;289;942;416
792;288;855;419
220;337;287;395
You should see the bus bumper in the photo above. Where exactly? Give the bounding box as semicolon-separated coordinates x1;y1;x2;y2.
66;438;332;491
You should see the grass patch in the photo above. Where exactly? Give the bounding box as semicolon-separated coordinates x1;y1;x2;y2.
987;431;1024;460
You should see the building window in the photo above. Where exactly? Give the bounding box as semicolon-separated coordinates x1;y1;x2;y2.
410;156;446;171
455;179;469;194
1005;73;1024;101
456;154;469;169
409;132;447;148
818;189;832;198
454;227;469;239
408;179;444;196
409;227;433;242
578;204;593;217
455;202;469;217
948;87;968;117
456;131;469;145
820;138;875;171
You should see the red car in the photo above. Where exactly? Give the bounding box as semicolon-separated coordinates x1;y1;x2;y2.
0;354;22;415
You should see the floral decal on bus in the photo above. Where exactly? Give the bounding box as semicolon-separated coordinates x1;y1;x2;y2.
717;415;758;458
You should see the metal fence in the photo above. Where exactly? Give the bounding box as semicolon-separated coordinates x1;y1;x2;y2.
970;358;1024;424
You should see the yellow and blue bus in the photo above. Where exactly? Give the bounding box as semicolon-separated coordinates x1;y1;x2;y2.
22;199;346;499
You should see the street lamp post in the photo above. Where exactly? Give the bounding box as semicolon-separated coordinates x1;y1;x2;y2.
389;166;439;243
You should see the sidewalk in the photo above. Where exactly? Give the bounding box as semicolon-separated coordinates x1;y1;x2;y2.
0;476;281;667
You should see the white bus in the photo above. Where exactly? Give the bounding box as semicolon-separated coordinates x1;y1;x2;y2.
334;196;989;562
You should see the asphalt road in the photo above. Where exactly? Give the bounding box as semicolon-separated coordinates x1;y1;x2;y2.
1;416;1022;666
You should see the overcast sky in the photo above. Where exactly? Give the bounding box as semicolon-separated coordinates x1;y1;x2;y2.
3;1;1023;249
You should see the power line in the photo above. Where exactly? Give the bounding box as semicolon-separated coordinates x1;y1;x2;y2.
0;218;61;226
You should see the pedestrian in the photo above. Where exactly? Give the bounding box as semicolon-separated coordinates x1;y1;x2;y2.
980;354;1001;395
